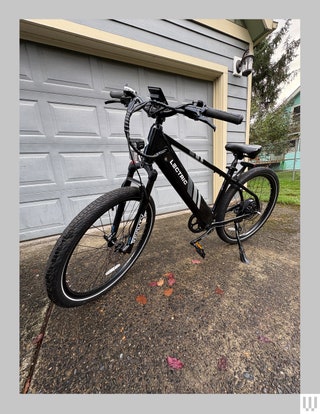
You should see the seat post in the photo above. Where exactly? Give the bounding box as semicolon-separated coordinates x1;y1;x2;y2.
227;153;240;176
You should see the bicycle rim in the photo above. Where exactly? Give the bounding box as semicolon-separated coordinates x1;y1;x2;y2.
216;168;279;243
60;189;155;303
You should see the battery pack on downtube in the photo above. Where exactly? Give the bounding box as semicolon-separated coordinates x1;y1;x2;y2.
147;128;213;227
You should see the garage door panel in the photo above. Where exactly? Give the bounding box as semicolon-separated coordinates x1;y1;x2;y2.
20;41;213;240
39;47;95;91
49;102;101;139
20;152;56;186
154;185;184;211
20;99;46;138
20;91;106;144
20;199;65;233
183;117;212;143
143;70;179;102
20;41;33;82
178;77;211;102
59;151;108;183
109;151;132;180
162;115;180;139
105;108;145;141
100;60;140;93
105;107;126;138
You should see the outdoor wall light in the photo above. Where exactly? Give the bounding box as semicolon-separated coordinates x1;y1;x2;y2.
233;49;254;77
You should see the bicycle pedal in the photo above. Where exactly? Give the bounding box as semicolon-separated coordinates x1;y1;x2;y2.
191;241;206;258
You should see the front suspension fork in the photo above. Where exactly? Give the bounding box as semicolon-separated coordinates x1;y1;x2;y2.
108;161;157;253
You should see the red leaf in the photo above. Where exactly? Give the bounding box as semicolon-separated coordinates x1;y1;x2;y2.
192;259;201;264
214;286;224;295
32;333;44;345
167;356;184;369
167;275;176;287
149;281;158;287
164;272;174;279
164;288;173;297
258;335;272;343
217;355;227;371
136;294;147;305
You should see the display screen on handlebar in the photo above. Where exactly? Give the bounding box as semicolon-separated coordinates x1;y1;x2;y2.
148;86;168;105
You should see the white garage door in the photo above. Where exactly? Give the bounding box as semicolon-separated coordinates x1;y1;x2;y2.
19;41;213;241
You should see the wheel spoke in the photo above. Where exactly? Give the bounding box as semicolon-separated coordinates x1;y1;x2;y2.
46;187;155;307
216;168;279;244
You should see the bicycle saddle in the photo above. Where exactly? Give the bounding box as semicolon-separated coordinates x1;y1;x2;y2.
225;143;262;159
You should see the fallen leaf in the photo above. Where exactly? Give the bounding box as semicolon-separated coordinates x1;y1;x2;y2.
258;335;272;343
22;378;31;394
164;272;174;278
214;286;224;295
149;281;158;287
32;333;44;345
217;355;227;371
167;275;176;287
164;288;173;297
136;294;147;305
192;259;201;264
157;278;165;287
167;356;184;369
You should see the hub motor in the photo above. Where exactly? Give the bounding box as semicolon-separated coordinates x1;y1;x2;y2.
236;198;259;219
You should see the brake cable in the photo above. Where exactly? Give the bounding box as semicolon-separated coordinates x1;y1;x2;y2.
124;98;215;158
124;99;169;160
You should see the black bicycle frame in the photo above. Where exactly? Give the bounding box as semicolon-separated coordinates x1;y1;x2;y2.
116;121;258;251
145;123;257;225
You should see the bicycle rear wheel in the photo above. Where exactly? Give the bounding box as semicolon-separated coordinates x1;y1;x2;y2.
45;186;155;307
216;167;279;244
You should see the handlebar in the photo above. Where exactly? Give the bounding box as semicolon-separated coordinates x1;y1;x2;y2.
107;86;243;126
105;85;243;158
202;107;243;125
110;90;124;99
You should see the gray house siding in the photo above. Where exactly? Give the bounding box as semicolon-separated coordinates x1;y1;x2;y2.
70;19;248;162
72;21;248;113
20;19;250;241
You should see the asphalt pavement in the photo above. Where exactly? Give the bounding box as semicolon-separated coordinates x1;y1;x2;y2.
19;204;300;400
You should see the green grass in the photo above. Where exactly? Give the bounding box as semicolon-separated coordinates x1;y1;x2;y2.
276;170;300;205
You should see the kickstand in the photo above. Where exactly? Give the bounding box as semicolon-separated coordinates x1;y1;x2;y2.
234;222;250;264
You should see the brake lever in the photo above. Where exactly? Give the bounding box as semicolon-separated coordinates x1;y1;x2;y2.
105;96;133;107
184;106;216;131
198;115;216;131
105;99;121;105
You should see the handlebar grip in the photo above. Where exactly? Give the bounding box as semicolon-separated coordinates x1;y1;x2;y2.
110;90;124;99
203;107;243;125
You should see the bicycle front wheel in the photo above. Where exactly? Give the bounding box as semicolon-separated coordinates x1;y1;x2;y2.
216;167;279;244
45;186;155;307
